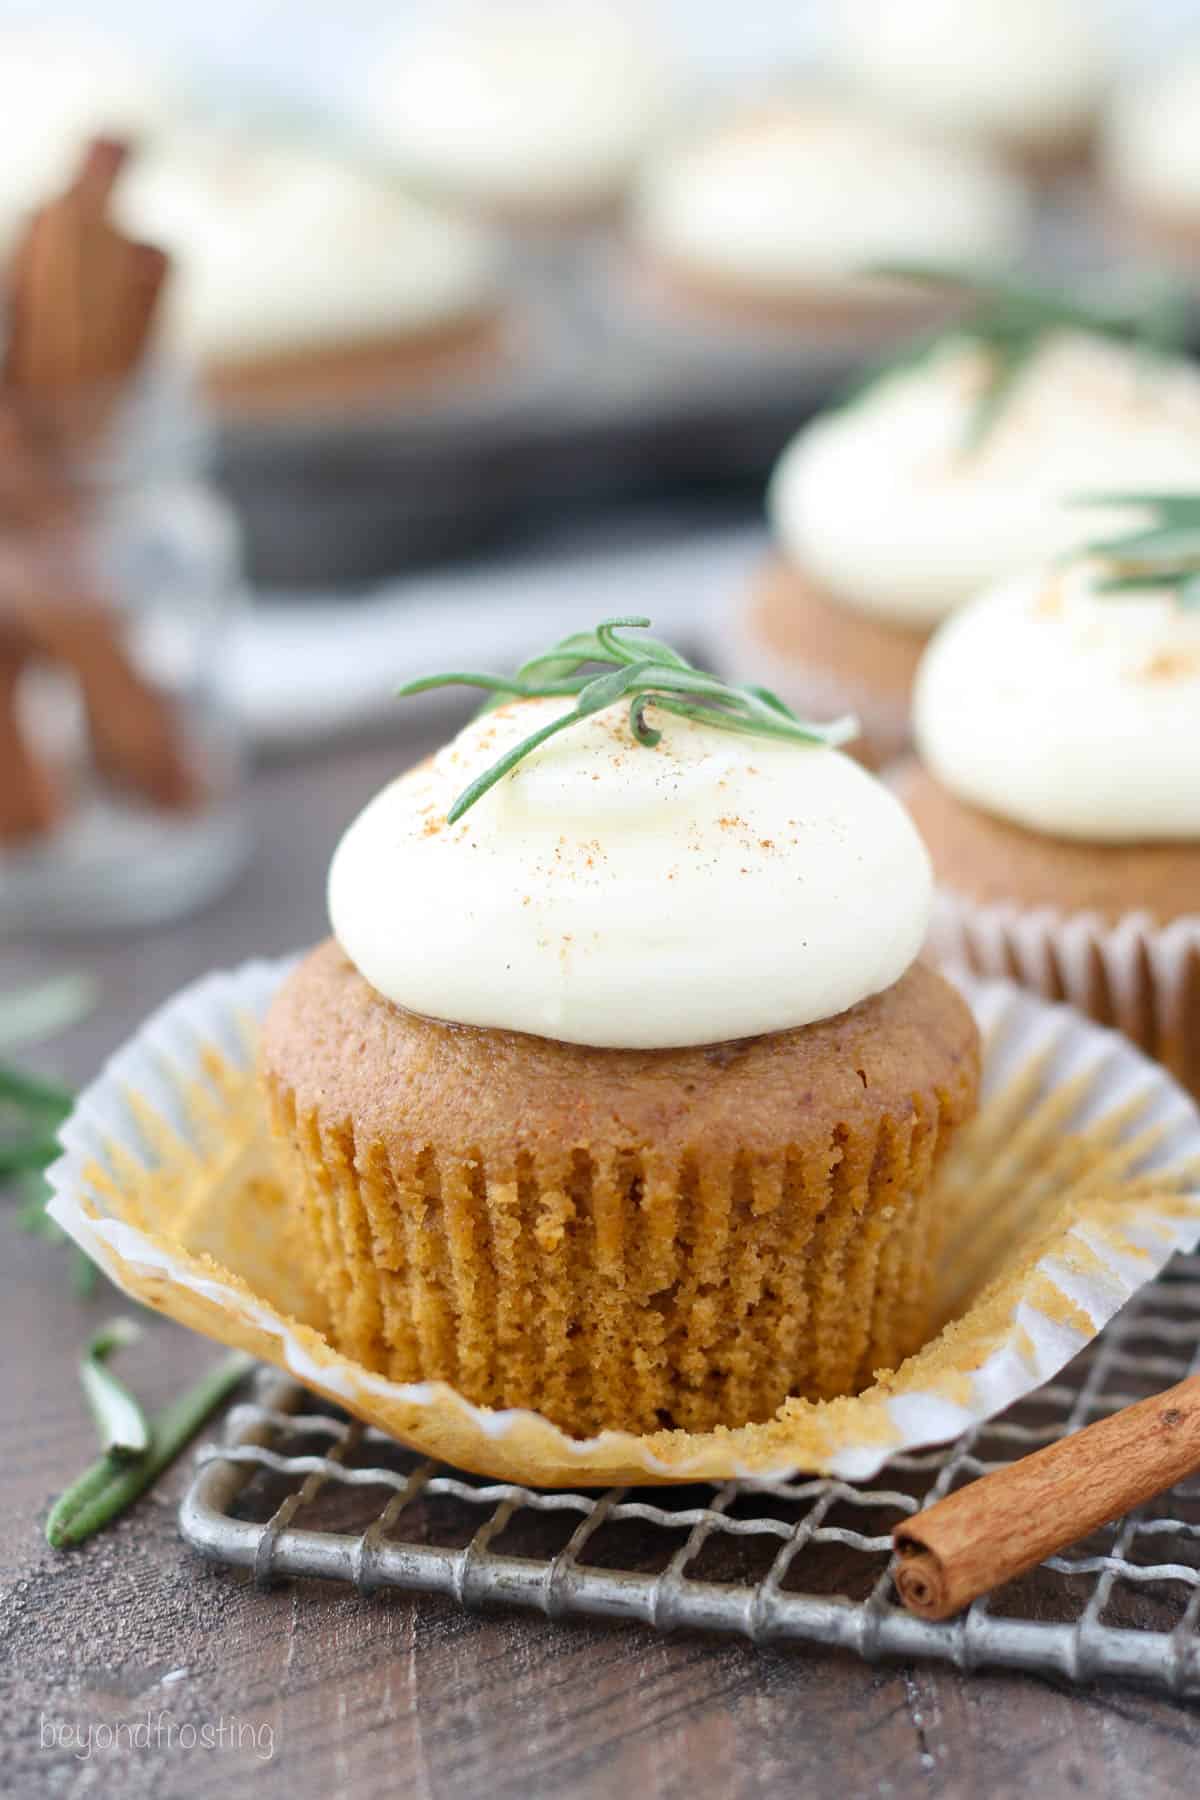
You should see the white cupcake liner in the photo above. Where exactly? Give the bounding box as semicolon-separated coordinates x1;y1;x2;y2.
45;956;1200;1486
929;891;1200;1101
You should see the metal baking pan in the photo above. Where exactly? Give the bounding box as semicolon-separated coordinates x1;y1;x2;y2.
214;192;1188;590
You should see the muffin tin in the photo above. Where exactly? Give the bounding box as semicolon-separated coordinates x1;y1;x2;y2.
215;184;1151;589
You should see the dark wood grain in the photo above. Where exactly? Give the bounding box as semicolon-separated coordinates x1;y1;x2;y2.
4;730;1200;1800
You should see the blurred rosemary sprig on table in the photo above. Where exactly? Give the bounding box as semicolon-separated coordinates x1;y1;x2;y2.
398;615;857;823
1;974;95;1292
1073;492;1200;606
852;263;1191;449
47;1325;253;1549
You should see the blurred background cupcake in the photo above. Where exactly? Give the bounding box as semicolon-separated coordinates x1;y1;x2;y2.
831;0;1113;173
896;524;1200;1098
115;129;504;414
1102;52;1200;258
361;1;677;227
728;290;1200;765
629;95;1030;335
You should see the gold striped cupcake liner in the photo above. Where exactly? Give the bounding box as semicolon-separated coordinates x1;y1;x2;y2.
45;957;1200;1486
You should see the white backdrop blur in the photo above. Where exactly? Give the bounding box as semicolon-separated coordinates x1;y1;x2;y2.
0;0;1194;132
3;0;1197;745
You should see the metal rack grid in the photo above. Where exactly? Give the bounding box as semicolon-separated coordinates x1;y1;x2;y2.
180;1252;1200;1695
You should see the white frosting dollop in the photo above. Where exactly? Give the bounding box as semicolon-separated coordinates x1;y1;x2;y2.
363;6;675;212
770;333;1200;630
0;24;172;254
631;98;1028;300
1103;60;1200;223
329;696;932;1048
116;132;499;362
914;559;1200;842
834;0;1110;151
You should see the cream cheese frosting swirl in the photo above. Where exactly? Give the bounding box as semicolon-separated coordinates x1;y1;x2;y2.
363;7;674;212
116;133;499;363
329;696;932;1048
632;99;1027;301
914;558;1200;842
1103;61;1200;225
834;0;1109;152
769;333;1200;630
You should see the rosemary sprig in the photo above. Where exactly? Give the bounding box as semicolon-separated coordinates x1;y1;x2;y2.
853;263;1191;449
398;616;856;823
46;1349;254;1549
0;1054;97;1289
80;1319;150;1459
1073;492;1200;606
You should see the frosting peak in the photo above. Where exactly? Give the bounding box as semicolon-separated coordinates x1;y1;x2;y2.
914;559;1200;842
329;697;932;1048
770;333;1200;629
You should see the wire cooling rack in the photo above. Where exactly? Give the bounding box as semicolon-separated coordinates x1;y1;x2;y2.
180;1252;1200;1694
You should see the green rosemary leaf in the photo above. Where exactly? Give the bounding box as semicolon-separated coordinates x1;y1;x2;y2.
851;263;1190;449
1073;492;1200;604
46;1351;254;1549
0;1062;74;1119
404;617;855;823
80;1320;149;1459
628;694;662;746
395;671;579;701
445;708;588;825
0;974;96;1055
648;696;857;746
742;683;796;720
0;1134;61;1176
71;1252;100;1297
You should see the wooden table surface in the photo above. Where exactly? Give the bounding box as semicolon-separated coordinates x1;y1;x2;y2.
4;730;1200;1800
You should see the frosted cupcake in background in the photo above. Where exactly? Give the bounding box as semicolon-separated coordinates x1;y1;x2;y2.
629;97;1029;333
362;4;676;225
1102;57;1200;257
729;274;1200;765
0;21;172;253
833;0;1111;172
115;131;503;412
894;503;1200;1099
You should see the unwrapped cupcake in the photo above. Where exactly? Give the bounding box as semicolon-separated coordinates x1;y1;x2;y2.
260;620;980;1437
115;129;502;410
896;499;1200;1097
732;277;1200;765
629;96;1028;333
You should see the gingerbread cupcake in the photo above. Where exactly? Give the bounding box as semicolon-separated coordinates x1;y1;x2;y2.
362;5;675;227
115;129;503;413
629;97;1028;335
896;505;1200;1096
261;621;979;1437
733;282;1200;765
1101;56;1200;259
833;0;1111;174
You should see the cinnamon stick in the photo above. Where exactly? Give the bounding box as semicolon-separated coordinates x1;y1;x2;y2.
0;135;200;846
893;1374;1200;1621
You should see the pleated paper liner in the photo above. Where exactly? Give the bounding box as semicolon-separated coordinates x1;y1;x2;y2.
929;891;1200;1104
45;958;1200;1486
